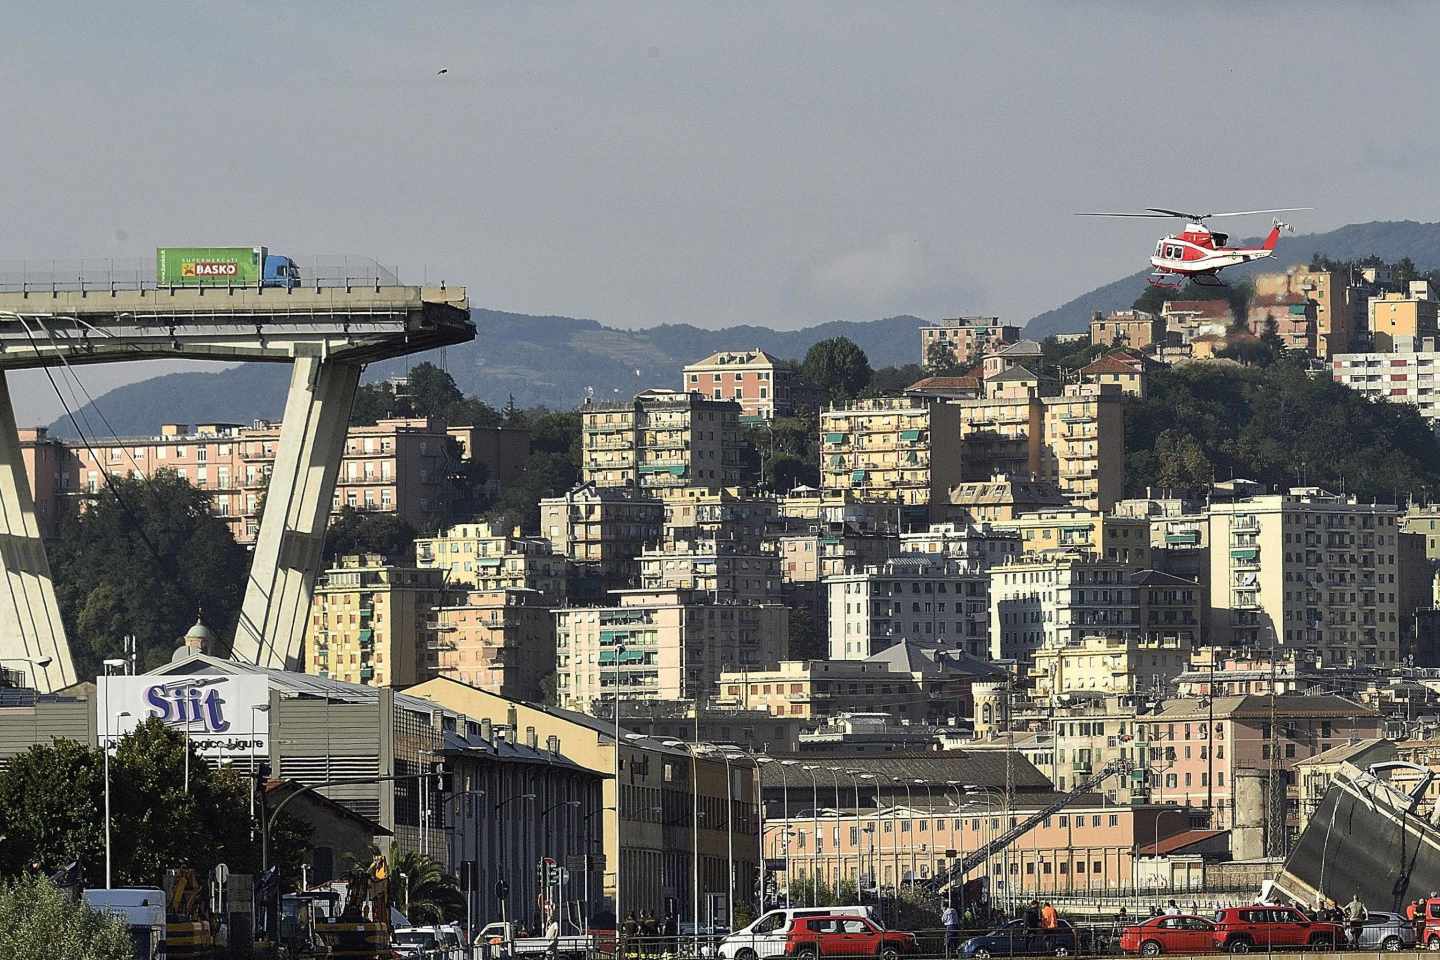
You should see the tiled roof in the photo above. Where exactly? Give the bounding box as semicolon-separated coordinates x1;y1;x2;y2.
759;750;1054;791
1151;694;1379;721
1139;828;1227;856
1081;354;1147;376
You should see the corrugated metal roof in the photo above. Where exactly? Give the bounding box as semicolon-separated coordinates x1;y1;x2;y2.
758;750;1052;790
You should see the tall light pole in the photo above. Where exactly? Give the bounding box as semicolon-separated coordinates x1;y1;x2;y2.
582;804;616;935
660;740;701;946
0;655;52;691
726;750;763;917
249;704;271;840
825;768;846;892
757;756;792;908
914;780;934;883
965;786;1004;909
852;772;877;903
800;765;821;903
892;777;915;888
611;649;626;931
702;745;737;931
101;658;127;890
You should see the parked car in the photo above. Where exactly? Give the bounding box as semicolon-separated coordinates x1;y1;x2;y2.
715;908;876;960
1210;906;1344;953
783;915;915;960
1353;911;1417;951
1119;916;1217;956
959;919;1078;958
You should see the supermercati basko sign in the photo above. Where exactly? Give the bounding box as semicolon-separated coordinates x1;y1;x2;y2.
98;674;270;757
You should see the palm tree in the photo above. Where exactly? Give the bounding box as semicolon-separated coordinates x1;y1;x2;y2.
384;842;464;924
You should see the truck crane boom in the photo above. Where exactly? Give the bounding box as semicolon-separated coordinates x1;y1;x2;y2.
924;758;1136;893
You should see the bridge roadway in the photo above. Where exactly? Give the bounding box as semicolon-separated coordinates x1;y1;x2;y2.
0;282;474;690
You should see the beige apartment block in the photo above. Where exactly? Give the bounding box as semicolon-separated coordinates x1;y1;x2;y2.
1029;633;1190;702
944;474;1069;523
306;554;447;687
1040;383;1125;512
659;486;778;546
998;509;1152;568
1089;309;1166;349
820;396;965;522
1207;488;1405;665
777;526;900;583
638;537;781;603
582;389;742;492
682;348;791;419
554;587;788;710
1044;696;1154;798
918;316;1021;366
414;521;569;600
1254;266;1352;359
539;482;664;578
1370;288;1439;351
713;659;901;719
428;587;555;701
898;521;1020;571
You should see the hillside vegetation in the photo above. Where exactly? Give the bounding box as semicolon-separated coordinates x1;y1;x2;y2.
1126;358;1440;502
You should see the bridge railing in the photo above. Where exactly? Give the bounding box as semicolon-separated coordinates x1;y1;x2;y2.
0;255;403;294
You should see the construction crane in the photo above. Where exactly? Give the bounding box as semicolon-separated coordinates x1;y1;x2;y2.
924;758;1136;893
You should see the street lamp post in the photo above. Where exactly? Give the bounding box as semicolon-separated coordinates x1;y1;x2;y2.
800;765;821;903
447;789;486;944
582;805;617;935
100;657;128;890
543;799;582;925
757;756;792;909
0;655;52;691
249;704;271;841
893;777;915;888
726;750;763;917
852;772;877;904
965;786;1004;909
702;746;737;932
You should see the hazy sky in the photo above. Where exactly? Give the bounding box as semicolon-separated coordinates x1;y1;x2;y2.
3;2;1438;422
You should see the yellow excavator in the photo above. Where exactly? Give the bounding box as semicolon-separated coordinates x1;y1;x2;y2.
274;853;394;959
163;868;216;958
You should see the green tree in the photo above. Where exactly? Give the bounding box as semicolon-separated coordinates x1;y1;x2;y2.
924;339;959;373
50;472;248;677
322;506;420;565
0;739;105;878
405;362;465;419
385;842;463;923
802;338;873;404
0;875;133;960
350;381;402;425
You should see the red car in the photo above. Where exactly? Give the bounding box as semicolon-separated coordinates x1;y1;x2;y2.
1210;906;1344;953
1119;916;1217;956
784;915;917;960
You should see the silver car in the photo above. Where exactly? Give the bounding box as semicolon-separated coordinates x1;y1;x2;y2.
1354;911;1417;951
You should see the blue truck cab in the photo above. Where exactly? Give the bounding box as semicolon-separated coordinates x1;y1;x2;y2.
263;254;301;288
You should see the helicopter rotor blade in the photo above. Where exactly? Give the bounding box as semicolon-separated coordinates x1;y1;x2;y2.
1075;212;1180;218
1197;207;1314;219
1145;208;1201;219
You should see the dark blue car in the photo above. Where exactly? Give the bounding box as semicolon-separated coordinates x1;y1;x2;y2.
960;919;1077;958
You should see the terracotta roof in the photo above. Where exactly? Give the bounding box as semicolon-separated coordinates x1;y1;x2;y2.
1151;694;1380;721
908;374;980;391
1081;354;1147;376
1139;829;1227;857
686;348;781;368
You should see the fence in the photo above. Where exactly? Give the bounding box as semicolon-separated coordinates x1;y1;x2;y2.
0;255;402;294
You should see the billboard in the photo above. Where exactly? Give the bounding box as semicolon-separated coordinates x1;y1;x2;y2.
156;246;266;286
98;674;270;758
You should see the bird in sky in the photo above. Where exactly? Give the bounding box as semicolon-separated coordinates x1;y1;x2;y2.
436;67;449;76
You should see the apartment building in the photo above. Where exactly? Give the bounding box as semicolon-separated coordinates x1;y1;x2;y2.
445;424;532;497
988;550;1139;661
945;474;1070;523
1207;488;1406;665
918;316;1021;366
714;659;905;720
306;554;447;687
414;521;569;601
1331;351;1440;426
581;389;742;492
1253;266;1353;359
826;555;990;660
1246;294;1317;354
553;587;788;709
1029;634;1190;703
682;348;791;419
637;537;782;603
775;523;899;583
1369;287;1439;351
660;486;778;546
1079;352;1149;398
1039;383;1126;512
427;588;556;701
820;396;965;523
1140;694;1383;832
1090;309;1166;350
998;509;1152;568
898;521;1021;572
539;482;664;581
1044;696;1154;799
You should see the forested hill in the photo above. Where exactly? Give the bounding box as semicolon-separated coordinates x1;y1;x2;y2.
1027;220;1440;339
1125;357;1440;502
46;310;925;438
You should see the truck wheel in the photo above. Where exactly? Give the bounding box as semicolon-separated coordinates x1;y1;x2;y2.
1382;936;1402;952
1141;940;1163;957
1228;939;1252;955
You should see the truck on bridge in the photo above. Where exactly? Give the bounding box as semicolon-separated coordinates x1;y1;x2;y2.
156;246;301;288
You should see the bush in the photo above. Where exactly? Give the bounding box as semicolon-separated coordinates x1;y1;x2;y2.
0;875;134;960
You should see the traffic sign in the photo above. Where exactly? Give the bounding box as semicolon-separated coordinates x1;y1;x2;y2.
495;880;510;901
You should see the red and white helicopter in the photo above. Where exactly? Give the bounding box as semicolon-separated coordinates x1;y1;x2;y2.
1078;207;1311;288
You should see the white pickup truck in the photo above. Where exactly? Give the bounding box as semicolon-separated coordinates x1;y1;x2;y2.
476;921;607;960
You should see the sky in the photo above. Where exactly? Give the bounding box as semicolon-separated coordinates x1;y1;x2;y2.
3;1;1439;422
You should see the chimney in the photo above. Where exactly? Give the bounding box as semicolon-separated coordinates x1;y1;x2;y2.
527;725;538;750
547;735;561;756
480;718;492;742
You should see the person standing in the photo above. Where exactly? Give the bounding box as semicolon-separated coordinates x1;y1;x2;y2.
1346;894;1368;948
1163;900;1181;917
942;903;960;956
1040;902;1058;930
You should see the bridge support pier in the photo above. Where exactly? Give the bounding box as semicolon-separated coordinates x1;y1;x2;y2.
233;354;361;670
0;373;73;692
